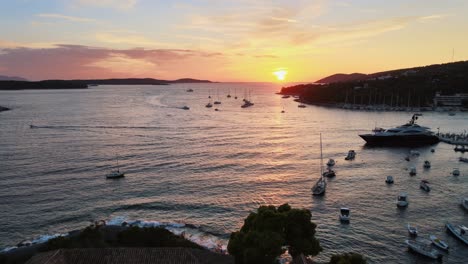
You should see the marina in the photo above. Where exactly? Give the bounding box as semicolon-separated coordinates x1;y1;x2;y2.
0;83;467;263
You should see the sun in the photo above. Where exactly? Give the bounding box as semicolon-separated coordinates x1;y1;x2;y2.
273;69;287;81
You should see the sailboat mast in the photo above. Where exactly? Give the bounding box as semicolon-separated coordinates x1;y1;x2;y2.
320;133;323;176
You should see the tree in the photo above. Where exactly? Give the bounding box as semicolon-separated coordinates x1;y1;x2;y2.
228;204;322;264
329;253;366;264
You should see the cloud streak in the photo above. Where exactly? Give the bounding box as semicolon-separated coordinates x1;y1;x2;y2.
37;13;97;23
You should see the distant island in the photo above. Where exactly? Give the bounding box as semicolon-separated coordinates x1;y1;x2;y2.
0;78;213;90
280;60;468;109
0;75;28;81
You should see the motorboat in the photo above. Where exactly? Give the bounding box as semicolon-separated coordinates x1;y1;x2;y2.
323;168;336;178
359;114;439;145
409;167;417;176
326;159;335;167
345;150;356;160
339;208;350;222
205;103;213;108
446;223;468;245
461;197;468;211
405;240;443;260
106;169;124;179
312;134;327;196
186;89;194;92
213;101;221;105
419;180;430;192
181;106;190;110
214;108;219;111
460;157;468;163
423;160;431;169
454;145;467;152
281;95;290;99
452;168;460;176
385;176;394;184
397;193;409;207
429;235;449;251
241;100;254;108
298;104;306;108
407;224;418;237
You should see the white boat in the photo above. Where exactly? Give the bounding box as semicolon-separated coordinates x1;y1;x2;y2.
407;224;418;237
345;150;356;160
419;180;430;192
405;240;443;260
423;160;431;169
385;175;394;184
106;170;124;179
429;235;449;251
462;197;468;211
409;166;417;176
452;168;460;176
446;223;468;245
312;134;327;196
323;168;336;178
460;157;468;163
454;145;467;152
326;159;335;167
397;193;408;207
241;100;254;108
339;208;350;222
359;114;439;146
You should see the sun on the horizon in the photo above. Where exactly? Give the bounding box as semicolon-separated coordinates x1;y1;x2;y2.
273;69;287;81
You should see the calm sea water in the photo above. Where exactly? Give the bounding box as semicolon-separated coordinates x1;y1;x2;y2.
0;83;467;263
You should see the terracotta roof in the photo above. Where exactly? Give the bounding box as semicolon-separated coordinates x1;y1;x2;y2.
26;248;234;264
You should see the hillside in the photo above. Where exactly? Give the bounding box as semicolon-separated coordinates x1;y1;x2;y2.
281;60;468;108
315;73;367;83
0;75;28;81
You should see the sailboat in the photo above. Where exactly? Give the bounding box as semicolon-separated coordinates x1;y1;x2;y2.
241;88;254;108
106;156;125;179
214;88;221;104
234;88;238;99
312;134;327;195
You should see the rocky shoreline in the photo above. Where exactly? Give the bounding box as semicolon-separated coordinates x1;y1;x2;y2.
0;106;10;112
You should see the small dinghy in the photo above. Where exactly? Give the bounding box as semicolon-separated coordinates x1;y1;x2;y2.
405;240;443;260
462;197;468;211
420;180;430;192
339;208;350;222
385;175;394;184
452;168;460;176
423;160;431;169
326;159;335;167
429;235;449;251
409;166;417;176
323;168;336;178
446;223;468;245
407;224;418;237
397;193;409;207
345;150;356;160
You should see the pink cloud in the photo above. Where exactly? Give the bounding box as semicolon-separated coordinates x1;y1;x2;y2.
0;45;224;80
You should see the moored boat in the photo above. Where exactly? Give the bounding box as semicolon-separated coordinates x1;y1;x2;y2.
407;224;418;237
312;134;327;196
446;223;468;245
423;160;431;169
397;193;408;207
385;175;394;184
345;150;356;160
462;198;468;211
106;169;124;179
460;157;468;163
339;208;350;222
405;240;443;260
420;180;430;192
326;159;335;167
323;168;336;178
359;114;439;146
452;168;460;176
409;166;417;176
429;235;449;251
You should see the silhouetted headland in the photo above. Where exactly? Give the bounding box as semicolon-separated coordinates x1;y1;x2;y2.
0;78;213;90
280;60;468;109
0;106;10;112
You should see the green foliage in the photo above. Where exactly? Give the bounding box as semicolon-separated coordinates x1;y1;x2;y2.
329;253;366;264
228;204;322;264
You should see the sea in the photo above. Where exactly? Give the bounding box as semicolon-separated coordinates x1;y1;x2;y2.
0;83;467;263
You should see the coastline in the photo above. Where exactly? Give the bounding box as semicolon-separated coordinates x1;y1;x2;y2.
0;106;10;112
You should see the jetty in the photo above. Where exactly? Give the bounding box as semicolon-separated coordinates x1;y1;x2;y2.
438;132;468;146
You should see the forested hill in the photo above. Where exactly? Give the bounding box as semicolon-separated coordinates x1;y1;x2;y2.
280;60;468;107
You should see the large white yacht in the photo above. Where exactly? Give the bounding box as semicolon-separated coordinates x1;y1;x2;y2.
359;114;439;145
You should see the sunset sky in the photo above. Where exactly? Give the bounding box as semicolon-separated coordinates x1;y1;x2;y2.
0;0;467;82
